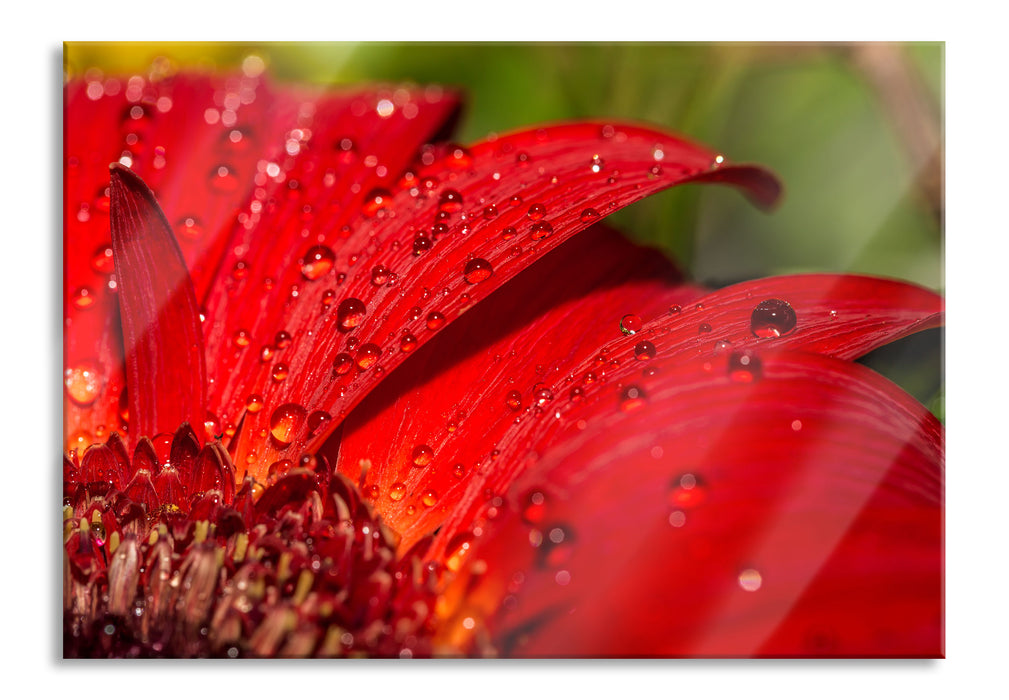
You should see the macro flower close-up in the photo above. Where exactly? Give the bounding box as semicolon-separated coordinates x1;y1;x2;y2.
61;42;944;659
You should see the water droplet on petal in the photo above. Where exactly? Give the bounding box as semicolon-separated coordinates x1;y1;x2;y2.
355;343;381;370
233;329;251;348
620;314;642;335
400;333;417;353
91;244;115;274
426;311;445;330
389;482;407;502
750;299;797;338
412;444;434;467
271;364;289;382
175;216;203;240
269;403;307;446
698;322;712;334
370;264;391;286
301;245;335;280
64;363;102;405
713;339;733;354
619;384;647;412
669;473;706;507
307;410;331;436
738;568;762;592
336;298;366;331
438;189;463;213
362;188;393;217
728;351;762;383
505;390;522;411
245;394;264;413
463;258;493;284
526;203;546;220
633;340;656;361
71;287;96;310
421;489;439;507
533;385;554;406
580;208;600;223
529;221;553;241
209;164;239;192
412;235;431;256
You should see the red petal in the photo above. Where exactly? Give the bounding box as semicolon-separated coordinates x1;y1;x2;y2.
222;121;777;477
63;74;314;448
331;225;704;552
439;351;942;657
110;164;207;444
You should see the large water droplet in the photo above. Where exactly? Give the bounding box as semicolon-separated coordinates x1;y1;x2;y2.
64;363;102;405
620;314;642;335
355;343;381;370
533;385;554;406
333;353;354;375
269;403;307;446
421;490;439;507
412;235;431;256
271;363;289;382
336;298;367;331
750;299;797;338
527;203;546;220
463;258;493;284
301;245;335;280
245;394;264;413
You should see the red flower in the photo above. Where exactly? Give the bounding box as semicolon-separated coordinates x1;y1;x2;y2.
63;69;943;658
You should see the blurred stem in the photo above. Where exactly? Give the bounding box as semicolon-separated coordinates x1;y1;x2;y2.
846;43;944;230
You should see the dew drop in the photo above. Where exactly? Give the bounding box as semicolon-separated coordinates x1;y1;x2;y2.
620;314;642;336
64;363;102;405
421;490;439;507
580;208;600;223
91;244;115;274
209;164;239;193
463;258;493;284
750;299;797;338
269;403;307;446
355;343;381;370
336;298;367;332
438;189;463;213
483;205;498;219
333;353;354;375
445;145;473;169
412;444;434;467
400;333;417;353
669;473;706;508
370;264;391;286
529;221;553;241
713;339;733;354
533;385;554;406
633;340;656;361
389;482;407;502
232;329;251;348
668;304;682;315
738;568;763;592
364;484;379;500
175;216;203;240
452;464;466;479
271;363;289;382
569;386;585;402
412;235;431;256
500;226;517;241
728;351;762;383
426;311;445;330
619;384;647;412
526;203;546;220
698;322;713;334
245;394;265;413
521;490;547;525
301;245;335;280
71;287;96;310
307;410;331;436
362;188;393;217
505;390;522;411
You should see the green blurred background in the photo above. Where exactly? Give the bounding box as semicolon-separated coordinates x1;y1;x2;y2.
64;42;943;416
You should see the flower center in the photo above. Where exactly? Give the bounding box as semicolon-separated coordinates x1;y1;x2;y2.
63;424;438;658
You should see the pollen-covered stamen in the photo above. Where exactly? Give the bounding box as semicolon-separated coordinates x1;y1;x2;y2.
63;424;439;658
